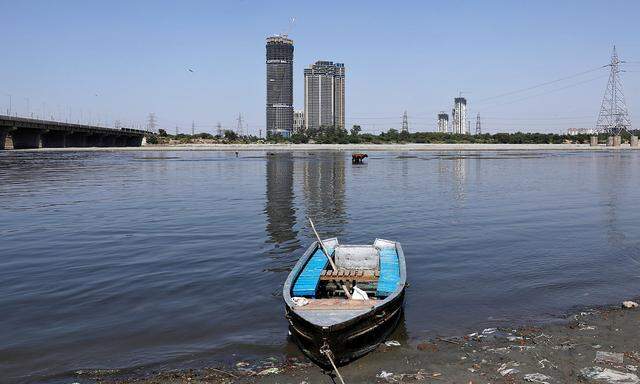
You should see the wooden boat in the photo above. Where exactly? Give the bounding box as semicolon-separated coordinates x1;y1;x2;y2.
283;238;406;368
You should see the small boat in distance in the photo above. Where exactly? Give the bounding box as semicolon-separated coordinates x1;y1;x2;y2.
283;236;406;368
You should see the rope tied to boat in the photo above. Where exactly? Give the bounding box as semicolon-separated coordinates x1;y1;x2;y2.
320;343;346;384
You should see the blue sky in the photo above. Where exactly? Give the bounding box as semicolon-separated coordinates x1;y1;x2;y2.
2;0;640;134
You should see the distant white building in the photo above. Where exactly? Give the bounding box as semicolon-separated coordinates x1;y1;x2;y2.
294;110;305;133
567;128;597;135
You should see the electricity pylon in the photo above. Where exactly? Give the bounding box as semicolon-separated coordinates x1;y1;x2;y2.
595;46;632;135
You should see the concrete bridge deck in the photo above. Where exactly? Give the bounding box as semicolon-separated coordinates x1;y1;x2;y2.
0;115;153;149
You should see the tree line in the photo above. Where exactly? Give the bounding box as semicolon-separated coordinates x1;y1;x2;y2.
148;125;638;145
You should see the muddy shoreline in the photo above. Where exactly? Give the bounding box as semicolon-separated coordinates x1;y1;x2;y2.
75;301;640;384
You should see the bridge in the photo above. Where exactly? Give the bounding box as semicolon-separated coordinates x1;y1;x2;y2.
0;115;153;150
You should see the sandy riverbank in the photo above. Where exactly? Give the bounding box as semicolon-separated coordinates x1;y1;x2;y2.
82;302;640;384
8;143;640;152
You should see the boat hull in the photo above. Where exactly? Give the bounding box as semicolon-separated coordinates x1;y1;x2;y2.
286;289;405;367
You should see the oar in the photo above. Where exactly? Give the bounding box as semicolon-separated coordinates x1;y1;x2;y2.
308;218;352;299
308;217;338;271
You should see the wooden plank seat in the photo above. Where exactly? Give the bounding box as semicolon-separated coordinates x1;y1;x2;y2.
295;298;378;310
319;269;379;282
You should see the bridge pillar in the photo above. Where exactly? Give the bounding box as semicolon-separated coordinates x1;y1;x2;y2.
86;134;103;147
613;135;621;147
590;136;598;146
66;132;87;147
0;128;8;150
114;136;126;147
41;130;68;148
12;128;43;149
127;136;143;147
100;135;116;147
631;136;639;148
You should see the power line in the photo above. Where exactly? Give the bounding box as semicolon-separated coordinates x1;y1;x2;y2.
482;74;609;110
482;116;595;120
476;64;608;103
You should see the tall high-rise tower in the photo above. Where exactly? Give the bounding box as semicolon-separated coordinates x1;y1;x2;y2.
304;61;345;131
437;112;449;133
595;46;632;135
266;35;294;137
475;113;481;135
401;111;409;132
452;97;467;134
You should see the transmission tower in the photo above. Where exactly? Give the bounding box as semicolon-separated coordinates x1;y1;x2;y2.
475;113;482;135
191;121;195;136
595;46;632;135
236;113;244;136
401;111;409;132
216;122;223;137
147;113;157;132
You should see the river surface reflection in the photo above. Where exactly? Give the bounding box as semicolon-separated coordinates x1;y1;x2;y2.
1;149;640;383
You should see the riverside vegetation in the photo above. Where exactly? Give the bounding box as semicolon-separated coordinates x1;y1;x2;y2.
148;125;640;145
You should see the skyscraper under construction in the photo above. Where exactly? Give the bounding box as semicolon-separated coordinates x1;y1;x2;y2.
452;97;467;134
266;35;294;137
304;61;345;131
437;112;449;133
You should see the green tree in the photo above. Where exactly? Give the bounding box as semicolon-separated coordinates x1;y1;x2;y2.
291;132;309;144
224;130;238;141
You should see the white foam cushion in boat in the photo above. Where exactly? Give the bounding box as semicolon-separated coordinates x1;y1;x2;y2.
334;245;379;270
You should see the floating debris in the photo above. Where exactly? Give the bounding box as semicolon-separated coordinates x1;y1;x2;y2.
376;370;394;379
486;346;510;355
498;362;520;376
596;351;625;365
538;359;558;369
524;373;552;383
384;340;401;347
257;367;281;375
580;366;640;383
623;301;639;309
511;345;536;351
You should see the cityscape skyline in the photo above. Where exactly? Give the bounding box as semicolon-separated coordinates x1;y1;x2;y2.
2;1;640;135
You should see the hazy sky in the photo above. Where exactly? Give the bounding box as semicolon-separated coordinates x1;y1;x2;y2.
2;0;640;134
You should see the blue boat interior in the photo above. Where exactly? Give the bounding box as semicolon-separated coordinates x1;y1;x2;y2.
291;240;400;299
292;246;332;297
376;247;400;297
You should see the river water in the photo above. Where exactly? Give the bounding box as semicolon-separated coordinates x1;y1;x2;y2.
1;149;640;383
